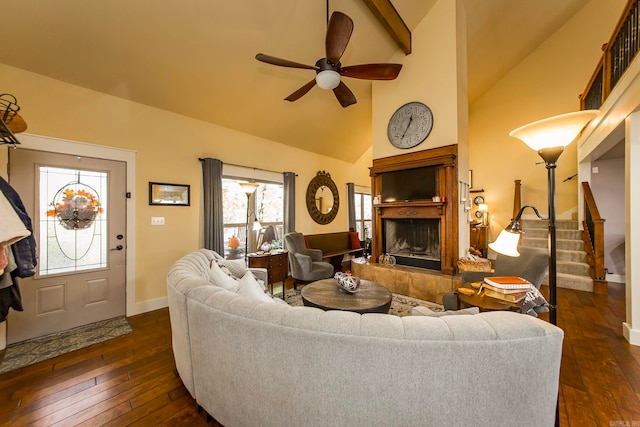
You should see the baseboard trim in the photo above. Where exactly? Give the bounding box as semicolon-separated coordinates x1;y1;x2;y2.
623;322;640;347
128;297;168;317
606;273;625;284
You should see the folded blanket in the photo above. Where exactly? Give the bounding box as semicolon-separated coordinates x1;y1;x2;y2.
521;285;549;317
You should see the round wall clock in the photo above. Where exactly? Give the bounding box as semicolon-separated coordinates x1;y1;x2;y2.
387;102;433;149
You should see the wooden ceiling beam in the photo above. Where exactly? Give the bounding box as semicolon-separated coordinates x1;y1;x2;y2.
361;0;411;55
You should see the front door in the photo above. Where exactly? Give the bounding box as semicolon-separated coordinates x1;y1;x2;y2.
7;149;126;344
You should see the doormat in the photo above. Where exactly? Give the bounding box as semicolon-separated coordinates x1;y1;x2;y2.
0;316;132;375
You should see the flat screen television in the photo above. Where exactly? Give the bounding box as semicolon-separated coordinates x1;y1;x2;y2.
381;167;437;202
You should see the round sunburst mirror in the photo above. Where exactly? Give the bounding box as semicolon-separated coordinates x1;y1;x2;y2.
306;171;339;224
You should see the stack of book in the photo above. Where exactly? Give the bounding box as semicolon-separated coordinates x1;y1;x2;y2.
480;276;533;304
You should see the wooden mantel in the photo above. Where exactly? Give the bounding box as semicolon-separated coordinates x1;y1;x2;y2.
370;145;458;275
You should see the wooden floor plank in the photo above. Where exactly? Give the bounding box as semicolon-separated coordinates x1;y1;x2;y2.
0;279;637;426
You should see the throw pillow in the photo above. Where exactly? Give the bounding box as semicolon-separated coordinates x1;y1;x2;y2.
237;272;275;303
217;258;247;279
349;231;362;249
209;260;240;291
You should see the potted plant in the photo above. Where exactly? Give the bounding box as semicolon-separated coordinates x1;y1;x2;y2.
227;236;241;259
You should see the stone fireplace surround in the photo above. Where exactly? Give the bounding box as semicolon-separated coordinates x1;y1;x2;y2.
370;145;458;276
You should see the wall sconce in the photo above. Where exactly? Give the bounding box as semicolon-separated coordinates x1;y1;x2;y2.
477;203;489;226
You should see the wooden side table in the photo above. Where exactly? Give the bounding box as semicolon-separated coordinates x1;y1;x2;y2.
457;283;523;312
248;251;289;298
458;291;520;312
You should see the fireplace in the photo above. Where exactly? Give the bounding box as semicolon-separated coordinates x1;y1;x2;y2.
383;218;441;270
370;145;458;275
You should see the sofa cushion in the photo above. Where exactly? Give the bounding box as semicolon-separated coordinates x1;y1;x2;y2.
412;306;479;317
237;271;275;303
210;260;239;291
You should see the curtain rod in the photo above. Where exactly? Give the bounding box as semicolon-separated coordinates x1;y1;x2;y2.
198;158;297;176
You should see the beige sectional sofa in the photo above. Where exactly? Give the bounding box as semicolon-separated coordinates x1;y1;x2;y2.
167;249;564;427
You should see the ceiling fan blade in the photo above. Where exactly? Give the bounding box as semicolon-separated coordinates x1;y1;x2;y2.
340;63;403;80
285;79;317;102
255;53;317;70
333;81;357;108
325;12;353;65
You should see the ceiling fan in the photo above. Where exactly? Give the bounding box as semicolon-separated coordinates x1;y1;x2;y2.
255;11;402;108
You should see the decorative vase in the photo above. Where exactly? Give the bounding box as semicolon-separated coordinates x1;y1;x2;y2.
334;271;360;293
378;253;396;265
260;242;272;252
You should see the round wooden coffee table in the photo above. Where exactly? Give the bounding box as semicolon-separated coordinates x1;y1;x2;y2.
301;278;392;314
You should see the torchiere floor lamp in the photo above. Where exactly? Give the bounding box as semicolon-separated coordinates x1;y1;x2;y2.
488;109;598;426
239;182;260;262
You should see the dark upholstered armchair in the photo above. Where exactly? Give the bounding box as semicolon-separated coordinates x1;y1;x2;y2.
284;232;334;288
443;246;549;310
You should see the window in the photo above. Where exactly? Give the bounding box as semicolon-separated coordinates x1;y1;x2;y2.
222;178;283;258
39;166;108;275
354;192;372;241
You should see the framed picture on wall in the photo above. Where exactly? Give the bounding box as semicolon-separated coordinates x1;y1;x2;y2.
149;182;190;206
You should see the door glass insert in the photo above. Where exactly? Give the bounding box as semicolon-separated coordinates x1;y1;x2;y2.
39;166;108;276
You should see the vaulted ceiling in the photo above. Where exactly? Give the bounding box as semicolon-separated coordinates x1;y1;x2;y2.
0;0;590;162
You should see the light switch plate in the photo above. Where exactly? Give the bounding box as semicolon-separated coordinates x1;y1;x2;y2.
151;217;165;226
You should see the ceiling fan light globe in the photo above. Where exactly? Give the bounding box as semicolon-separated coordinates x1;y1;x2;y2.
316;70;341;90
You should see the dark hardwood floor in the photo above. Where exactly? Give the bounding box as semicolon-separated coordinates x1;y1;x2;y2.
0;281;638;426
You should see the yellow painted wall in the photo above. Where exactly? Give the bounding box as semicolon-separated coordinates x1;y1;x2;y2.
372;0;468;161
469;0;625;242
371;0;470;255
0;63;371;303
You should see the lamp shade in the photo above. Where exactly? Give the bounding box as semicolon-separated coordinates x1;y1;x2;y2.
239;182;259;195
316;70;341;90
478;203;489;212
509;110;598;151
488;229;521;257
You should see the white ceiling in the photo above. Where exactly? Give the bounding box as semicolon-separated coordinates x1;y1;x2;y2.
0;0;591;162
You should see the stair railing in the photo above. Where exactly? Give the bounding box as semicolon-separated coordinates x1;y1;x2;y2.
579;0;640;110
581;182;606;281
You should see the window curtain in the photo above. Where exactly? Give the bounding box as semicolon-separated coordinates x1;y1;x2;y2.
347;182;356;231
201;158;224;254
283;172;296;234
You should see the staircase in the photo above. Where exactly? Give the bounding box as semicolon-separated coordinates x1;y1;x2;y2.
520;219;594;292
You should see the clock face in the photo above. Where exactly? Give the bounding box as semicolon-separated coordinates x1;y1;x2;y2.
387;102;433;149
